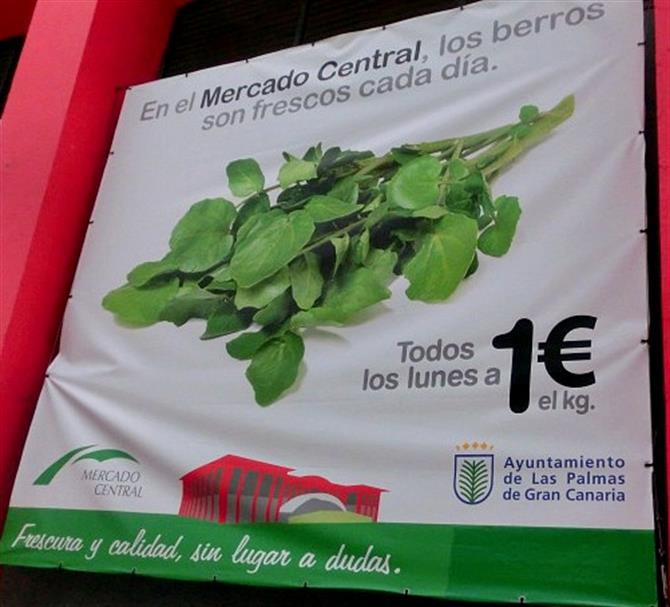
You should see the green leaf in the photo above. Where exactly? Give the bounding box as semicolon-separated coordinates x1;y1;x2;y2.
278;158;317;189
276;182;320;211
246;332;305;405
230;210;315;287
362;191;383;214
232;192;270;234
404;213;478;302
364;248;398;284
387;156;442;210
519;104;540;124
253;291;292;326
317;147;373;175
302;143;323;163
102;279;179;327
203;265;235;292
236;208;281;244
304;195;361;223
352;229;370;265
391;227;419;243
226;329;274;360
169;198;237;273
412;205;448;219
201;303;251;340
227;158;265;197
448;158;470;181
235;267;290;309
127;257;178;287
364;202;391;228
159;284;224;326
328;177;359;204
329;233;350;276
391;146;421;165
290;252;323;310
445;183;472;213
477;196;521;257
293;266;390;326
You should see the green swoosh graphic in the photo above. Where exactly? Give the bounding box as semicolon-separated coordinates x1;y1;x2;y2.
72;449;138;464
33;445;96;485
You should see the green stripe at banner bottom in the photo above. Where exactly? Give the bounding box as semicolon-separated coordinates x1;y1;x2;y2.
0;508;657;606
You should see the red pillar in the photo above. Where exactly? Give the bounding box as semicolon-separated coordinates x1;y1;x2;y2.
0;0;180;527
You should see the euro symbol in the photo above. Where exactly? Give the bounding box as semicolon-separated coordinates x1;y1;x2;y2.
537;315;596;388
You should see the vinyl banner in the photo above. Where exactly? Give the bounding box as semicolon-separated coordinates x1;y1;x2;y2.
0;1;657;604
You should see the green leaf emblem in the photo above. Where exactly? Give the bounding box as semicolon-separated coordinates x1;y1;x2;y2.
457;458;491;505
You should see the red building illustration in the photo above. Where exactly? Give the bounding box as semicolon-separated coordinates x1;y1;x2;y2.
178;455;384;524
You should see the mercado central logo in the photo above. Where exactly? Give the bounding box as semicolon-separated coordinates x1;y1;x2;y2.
453;442;495;505
33;445;139;486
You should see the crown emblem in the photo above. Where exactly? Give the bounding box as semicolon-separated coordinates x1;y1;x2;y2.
455;441;494;451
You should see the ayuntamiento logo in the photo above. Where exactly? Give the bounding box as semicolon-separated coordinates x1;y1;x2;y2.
453;442;494;505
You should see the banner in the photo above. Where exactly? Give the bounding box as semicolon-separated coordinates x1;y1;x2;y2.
0;1;657;604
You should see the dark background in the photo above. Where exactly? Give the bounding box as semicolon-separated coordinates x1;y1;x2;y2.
0;566;457;607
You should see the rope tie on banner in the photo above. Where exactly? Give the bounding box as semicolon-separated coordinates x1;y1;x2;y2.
115;82;145;91
518;595;526;604
645;462;654;468
303;581;308;588
403;588;410;596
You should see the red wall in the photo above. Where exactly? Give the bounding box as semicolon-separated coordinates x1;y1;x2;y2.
0;0;180;527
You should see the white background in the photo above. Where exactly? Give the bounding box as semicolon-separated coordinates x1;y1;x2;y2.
10;1;654;530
